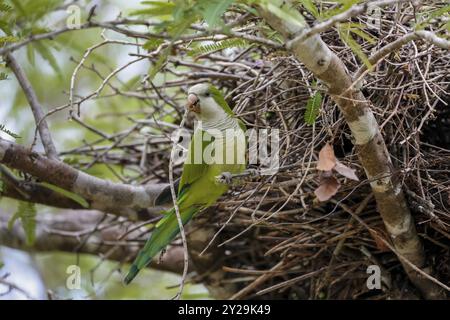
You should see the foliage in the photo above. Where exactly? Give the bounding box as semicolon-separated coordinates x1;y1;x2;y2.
188;38;249;56
304;88;322;125
2;0;65;75
133;0;238;79
40;182;89;208
0;124;20;139
415;4;450;32
8;201;37;245
337;22;375;68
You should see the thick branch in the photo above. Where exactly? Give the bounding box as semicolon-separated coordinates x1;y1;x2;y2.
0;210;187;275
0;166;85;211
6;53;58;160
286;0;411;47
0;138;171;218
355;31;450;80
258;0;444;299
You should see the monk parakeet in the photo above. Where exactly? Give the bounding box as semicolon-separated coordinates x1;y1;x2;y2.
124;83;246;284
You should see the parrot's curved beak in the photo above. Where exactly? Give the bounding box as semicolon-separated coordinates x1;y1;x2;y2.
186;93;200;113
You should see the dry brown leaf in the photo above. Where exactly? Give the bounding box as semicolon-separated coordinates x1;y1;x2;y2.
334;160;359;181
317;143;336;171
314;176;341;202
369;229;391;252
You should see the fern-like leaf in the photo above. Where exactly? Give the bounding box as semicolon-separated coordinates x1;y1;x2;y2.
338;24;372;68
189;38;249;57
131;1;175;16
304;90;322;125
0;35;18;45
8;201;37;245
0;124;20;139
0;1;12;12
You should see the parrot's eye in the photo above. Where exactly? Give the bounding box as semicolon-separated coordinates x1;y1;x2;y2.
204;92;210;97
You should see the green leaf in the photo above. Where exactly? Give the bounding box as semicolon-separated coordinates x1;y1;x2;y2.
304;90;322;125
9;0;60;22
7;211;19;230
9;201;36;245
26;43;36;66
40;182;89;208
0;124;20;139
348;27;376;44
34;41;62;76
0;72;7;80
197;0;234;28
0;35;18;44
338;24;371;68
130;1;175;16
321;0;362;19
143;38;164;51
0;19;13;35
148;47;169;80
0;1;12;12
263;1;306;29
296;0;320;18
189;38;249;57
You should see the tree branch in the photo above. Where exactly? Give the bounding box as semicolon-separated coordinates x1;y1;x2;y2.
0;210;187;275
286;0;412;47
0;138;171;218
0;19;161;57
355;31;450;81
5;53;58;160
257;0;444;299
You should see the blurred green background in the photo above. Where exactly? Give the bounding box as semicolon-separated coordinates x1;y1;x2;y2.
0;0;208;300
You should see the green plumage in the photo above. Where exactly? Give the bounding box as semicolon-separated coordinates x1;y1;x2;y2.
124;84;246;284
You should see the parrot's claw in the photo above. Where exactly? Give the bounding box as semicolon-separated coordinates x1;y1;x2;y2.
216;172;233;185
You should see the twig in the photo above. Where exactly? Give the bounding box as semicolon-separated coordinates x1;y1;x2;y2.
169;110;189;300
6;53;58;159
0;276;35;300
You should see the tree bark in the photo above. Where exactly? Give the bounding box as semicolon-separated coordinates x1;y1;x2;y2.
0;210;187;275
257;0;444;299
0;138;171;219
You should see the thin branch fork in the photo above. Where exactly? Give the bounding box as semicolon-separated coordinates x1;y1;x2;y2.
5;53;58;160
0;137;170;218
286;0;414;48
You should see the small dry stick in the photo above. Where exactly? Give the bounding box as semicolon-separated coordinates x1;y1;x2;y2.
170;109;189;300
6;53;58;160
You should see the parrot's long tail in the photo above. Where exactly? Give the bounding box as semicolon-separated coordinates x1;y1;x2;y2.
124;206;198;285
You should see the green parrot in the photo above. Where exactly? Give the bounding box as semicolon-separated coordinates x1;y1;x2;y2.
124;83;247;284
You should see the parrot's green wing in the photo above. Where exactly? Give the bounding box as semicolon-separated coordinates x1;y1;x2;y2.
178;129;213;196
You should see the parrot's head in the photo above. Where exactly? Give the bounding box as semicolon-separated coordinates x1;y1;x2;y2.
186;83;234;123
